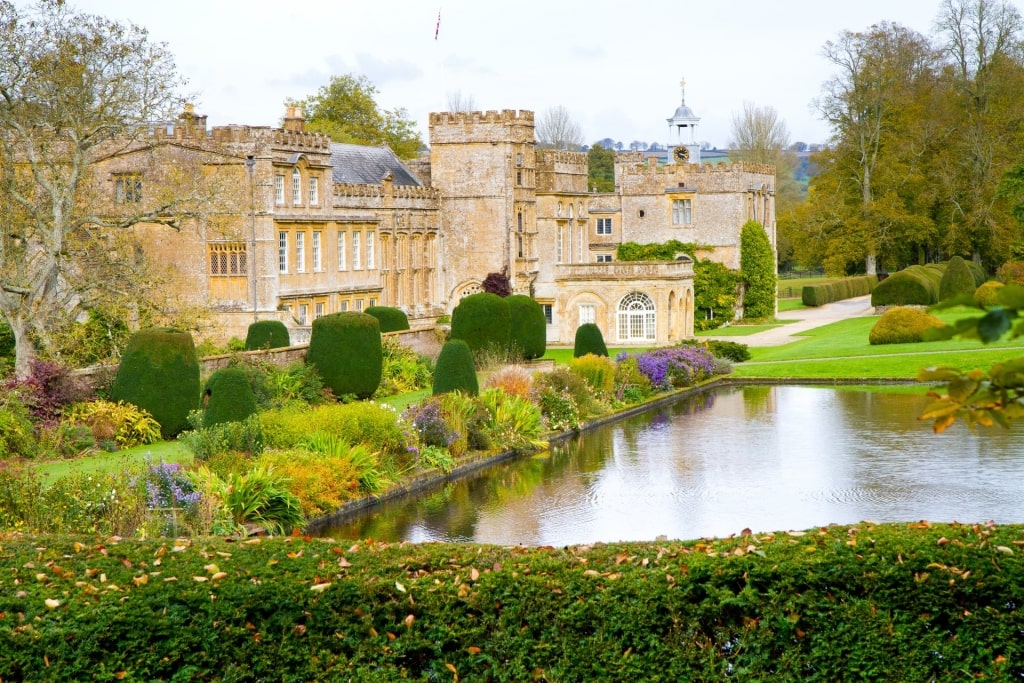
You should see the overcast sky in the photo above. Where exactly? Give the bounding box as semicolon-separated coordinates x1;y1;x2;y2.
68;0;982;148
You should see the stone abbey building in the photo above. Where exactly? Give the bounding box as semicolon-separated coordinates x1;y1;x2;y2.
113;93;775;347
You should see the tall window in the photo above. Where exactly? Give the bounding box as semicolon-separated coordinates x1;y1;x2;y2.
314;302;324;319
579;304;595;326
596;218;612;235
517;212;523;232
298;304;308;325
617;292;656;342
366;231;375;269
353;231;361;270
340;300;349;312
114;173;142;204
337;231;346;270
278;232;288;273
355;299;363;312
577;225;584;263
295;232;305;273
292;168;301;206
556;226;563;263
275;175;284;205
309;177;319;205
672;198;692;225
541;303;553;325
208;243;248;275
312;231;322;272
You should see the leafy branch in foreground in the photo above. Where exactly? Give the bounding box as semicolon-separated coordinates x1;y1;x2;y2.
919;285;1024;432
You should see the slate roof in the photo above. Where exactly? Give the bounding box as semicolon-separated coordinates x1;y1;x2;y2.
329;143;422;187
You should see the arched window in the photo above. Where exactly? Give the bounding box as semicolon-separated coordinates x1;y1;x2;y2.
292;168;301;206
617;292;656;342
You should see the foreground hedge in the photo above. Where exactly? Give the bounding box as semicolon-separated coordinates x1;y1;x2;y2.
3;522;1023;680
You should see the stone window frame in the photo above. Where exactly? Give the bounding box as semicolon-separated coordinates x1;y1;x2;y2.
208;242;248;276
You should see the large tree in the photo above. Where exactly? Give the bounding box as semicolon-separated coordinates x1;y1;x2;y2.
806;22;940;274
292;74;423;159
0;0;194;376
536;105;584;151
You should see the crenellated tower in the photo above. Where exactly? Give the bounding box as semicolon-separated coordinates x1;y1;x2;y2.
428;110;537;304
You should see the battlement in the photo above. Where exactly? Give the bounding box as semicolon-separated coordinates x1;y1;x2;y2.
333;183;441;201
537;149;587;172
616;159;776;178
429;109;535;126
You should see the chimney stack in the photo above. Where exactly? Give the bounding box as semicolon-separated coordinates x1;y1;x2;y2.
283;106;305;132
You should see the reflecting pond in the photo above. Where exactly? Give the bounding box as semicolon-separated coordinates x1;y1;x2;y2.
321;385;1024;545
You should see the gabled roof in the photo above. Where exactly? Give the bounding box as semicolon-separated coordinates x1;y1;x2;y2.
329;143;421;187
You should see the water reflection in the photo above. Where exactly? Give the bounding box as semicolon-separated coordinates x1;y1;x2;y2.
322;386;1024;545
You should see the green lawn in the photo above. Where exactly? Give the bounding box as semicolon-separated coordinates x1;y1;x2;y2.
733;310;1024;379
777;276;832;299
777;299;806;312
31;441;193;483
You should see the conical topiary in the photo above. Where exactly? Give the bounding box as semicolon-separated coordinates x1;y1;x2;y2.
244;320;290;350
365;306;410;333
432;339;479;396
111;328;200;438
202;366;258;427
940;256;977;301
506;294;546;360
306;312;382;399
573;323;609;358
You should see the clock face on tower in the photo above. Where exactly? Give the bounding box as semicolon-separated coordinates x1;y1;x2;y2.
674;146;690;162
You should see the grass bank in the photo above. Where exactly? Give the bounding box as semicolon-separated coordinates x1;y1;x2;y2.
3;522;1021;680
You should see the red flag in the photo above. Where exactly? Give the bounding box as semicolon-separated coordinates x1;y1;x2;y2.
435;10;441;40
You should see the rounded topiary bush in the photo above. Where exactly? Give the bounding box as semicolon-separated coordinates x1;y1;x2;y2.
574;323;609;358
365;306;410;333
203;367;258;428
111;328;200;438
997;261;1024;285
244;320;290;351
450;292;511;356
306;312;382;399
940;256;977;301
966;260;987;288
871;271;935;307
868;307;947;345
506;295;546;360
432;339;479;396
974;280;1004;307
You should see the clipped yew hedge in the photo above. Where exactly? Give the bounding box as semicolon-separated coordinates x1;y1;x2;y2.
202;366;258;427
940;255;977;301
868;306;947;345
306;312;382;399
110;328;200;439
802;275;878;307
3;523;1024;681
364;306;410;333
506;294;546;360
450;292;511;356
244;320;290;351
574;323;609;358
432;339;479;396
871;270;936;307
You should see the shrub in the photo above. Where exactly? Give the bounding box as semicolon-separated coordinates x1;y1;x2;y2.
617;239;697;261
258;448;361;518
677;338;749;363
478;387;546;453
484;364;533;399
868;307;947;345
235;359;326;409
66;400;161;449
3;359;92;427
570;353;616;395
965;260;987;287
138;461;204;537
437;390;482;457
110;328;200;438
365;306;410;333
573;323;609;358
634;347;716;390
694;258;741;330
244;320;290;350
939;256;977;301
202;367;258;428
505;295;546;359
740;221;776;319
536;386;581;431
377;336;432;397
433;340;479;396
0;401;38;458
189;464;305;535
300;435;391;495
481;270;513;297
260;402;408;455
613;354;654;403
450;292;511;356
974;280;1004;307
403;399;457;450
180;412;264;461
306;312;382;399
534;366;598;419
996;260;1024;285
870;271;935;307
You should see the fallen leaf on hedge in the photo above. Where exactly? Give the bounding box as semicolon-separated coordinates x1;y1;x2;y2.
445;663;457;674
193;576;209;583
583;569;600;577
337;557;352;567
937;537;950;546
114;671;126;679
310;583;331;593
204;564;220;574
404;614;415;628
787;531;807;537
997;546;1014;554
172;545;187;552
470;567;479;581
243;538;261;545
163;577;178;582
44;599;60;609
35;573;46;581
395;581;406;593
211;572;228;581
293;624;306;636
132;575;148;586
73;542;85;553
467;646;481;654
287;551;303;559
